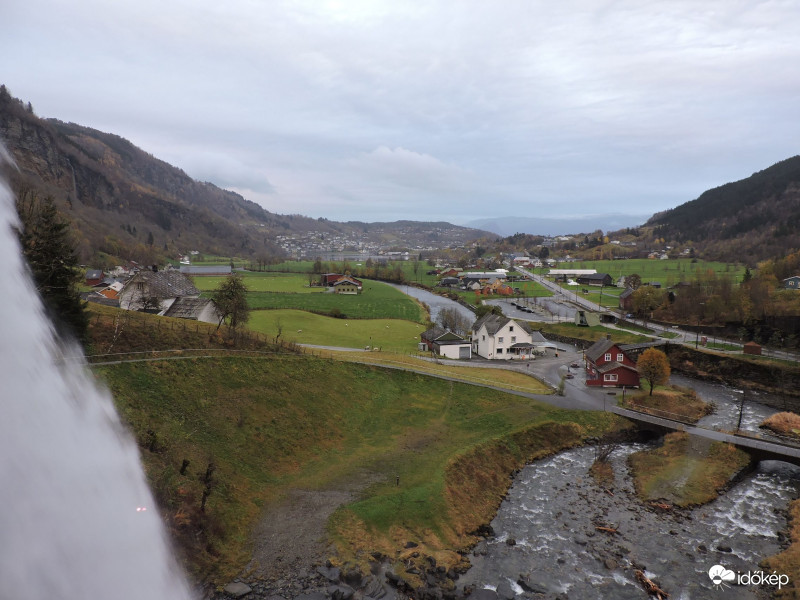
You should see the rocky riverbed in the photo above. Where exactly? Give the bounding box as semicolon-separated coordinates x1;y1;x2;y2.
458;444;800;599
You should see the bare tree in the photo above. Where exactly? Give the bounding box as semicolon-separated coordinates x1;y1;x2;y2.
436;307;472;336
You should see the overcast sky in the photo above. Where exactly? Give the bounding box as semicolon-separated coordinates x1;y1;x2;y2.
3;0;800;228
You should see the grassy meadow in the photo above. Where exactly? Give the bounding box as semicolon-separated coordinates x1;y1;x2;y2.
539;258;746;285
95;355;625;583
194;272;427;323
247;309;426;352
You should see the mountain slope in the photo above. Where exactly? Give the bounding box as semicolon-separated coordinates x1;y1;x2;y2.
0;86;489;264
647;156;800;263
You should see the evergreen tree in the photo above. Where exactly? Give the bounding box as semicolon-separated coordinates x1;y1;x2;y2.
15;190;88;342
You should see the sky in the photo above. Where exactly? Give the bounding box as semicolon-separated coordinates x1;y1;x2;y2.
3;0;800;229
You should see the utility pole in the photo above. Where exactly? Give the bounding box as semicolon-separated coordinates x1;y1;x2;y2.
736;389;746;432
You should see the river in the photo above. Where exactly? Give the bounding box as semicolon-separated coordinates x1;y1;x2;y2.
383;282;475;324
457;376;800;599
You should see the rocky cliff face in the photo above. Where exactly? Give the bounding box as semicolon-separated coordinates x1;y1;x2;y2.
0;85;286;263
0;85;490;265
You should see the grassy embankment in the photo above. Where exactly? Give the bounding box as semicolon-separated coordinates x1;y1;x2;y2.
86;305;622;586
96;354;624;585
620;385;714;423
628;432;751;507
762;499;800;598
761;412;800;440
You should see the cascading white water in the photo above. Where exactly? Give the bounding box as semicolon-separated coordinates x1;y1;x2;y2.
0;154;194;599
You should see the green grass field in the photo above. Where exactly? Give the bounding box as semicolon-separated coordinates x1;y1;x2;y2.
192;272;318;293
248;309;426;352
540;258;746;285
194;272;427;322
96;355;624;582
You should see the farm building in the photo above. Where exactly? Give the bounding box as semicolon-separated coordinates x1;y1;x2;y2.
332;276;362;294
576;273;613;287
743;341;762;356
619;288;634;311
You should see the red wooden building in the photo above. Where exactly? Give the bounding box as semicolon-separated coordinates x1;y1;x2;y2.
584;337;641;388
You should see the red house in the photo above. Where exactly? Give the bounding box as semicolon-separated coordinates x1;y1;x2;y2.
584;337;640;388
85;269;105;287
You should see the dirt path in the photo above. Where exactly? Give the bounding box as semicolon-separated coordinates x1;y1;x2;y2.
247;470;382;582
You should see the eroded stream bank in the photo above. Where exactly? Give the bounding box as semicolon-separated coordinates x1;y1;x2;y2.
458;444;800;599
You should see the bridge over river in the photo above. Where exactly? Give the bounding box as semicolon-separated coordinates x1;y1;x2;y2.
611;404;800;467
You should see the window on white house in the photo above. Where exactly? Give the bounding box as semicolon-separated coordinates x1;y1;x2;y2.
497;348;503;354
604;373;618;382
604;353;612;362
617;353;624;362
509;326;514;332
511;336;516;343
482;335;485;341
498;337;504;343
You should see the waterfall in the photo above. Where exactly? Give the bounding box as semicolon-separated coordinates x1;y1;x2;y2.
0;153;194;599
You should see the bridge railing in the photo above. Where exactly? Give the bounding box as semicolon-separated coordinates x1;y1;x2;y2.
612;404;800;451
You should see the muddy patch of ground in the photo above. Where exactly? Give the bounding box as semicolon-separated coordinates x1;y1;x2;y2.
247;470;383;582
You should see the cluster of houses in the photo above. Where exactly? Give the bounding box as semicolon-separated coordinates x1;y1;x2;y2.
434;269;522;296
420;314;557;361
83;264;222;323
421;316;649;390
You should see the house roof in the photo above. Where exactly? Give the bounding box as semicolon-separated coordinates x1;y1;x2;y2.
596;360;638;374
421;327;466;343
577;272;611;281
125;270;200;299
85;269;104;280
179;265;233;275
585;338;617;362
619;288;634;299
162;297;216;320
333;275;362;286
472;314;534;336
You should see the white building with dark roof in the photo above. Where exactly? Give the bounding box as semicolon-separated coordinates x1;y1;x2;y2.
471;314;552;360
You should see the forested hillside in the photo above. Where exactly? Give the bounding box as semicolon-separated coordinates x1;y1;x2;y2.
647;156;800;263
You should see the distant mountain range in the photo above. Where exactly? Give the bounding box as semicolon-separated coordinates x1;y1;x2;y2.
3;85;799;267
646;155;800;263
0;86;490;265
465;214;651;238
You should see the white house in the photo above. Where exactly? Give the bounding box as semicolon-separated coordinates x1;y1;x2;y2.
471;314;552;360
420;327;472;359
